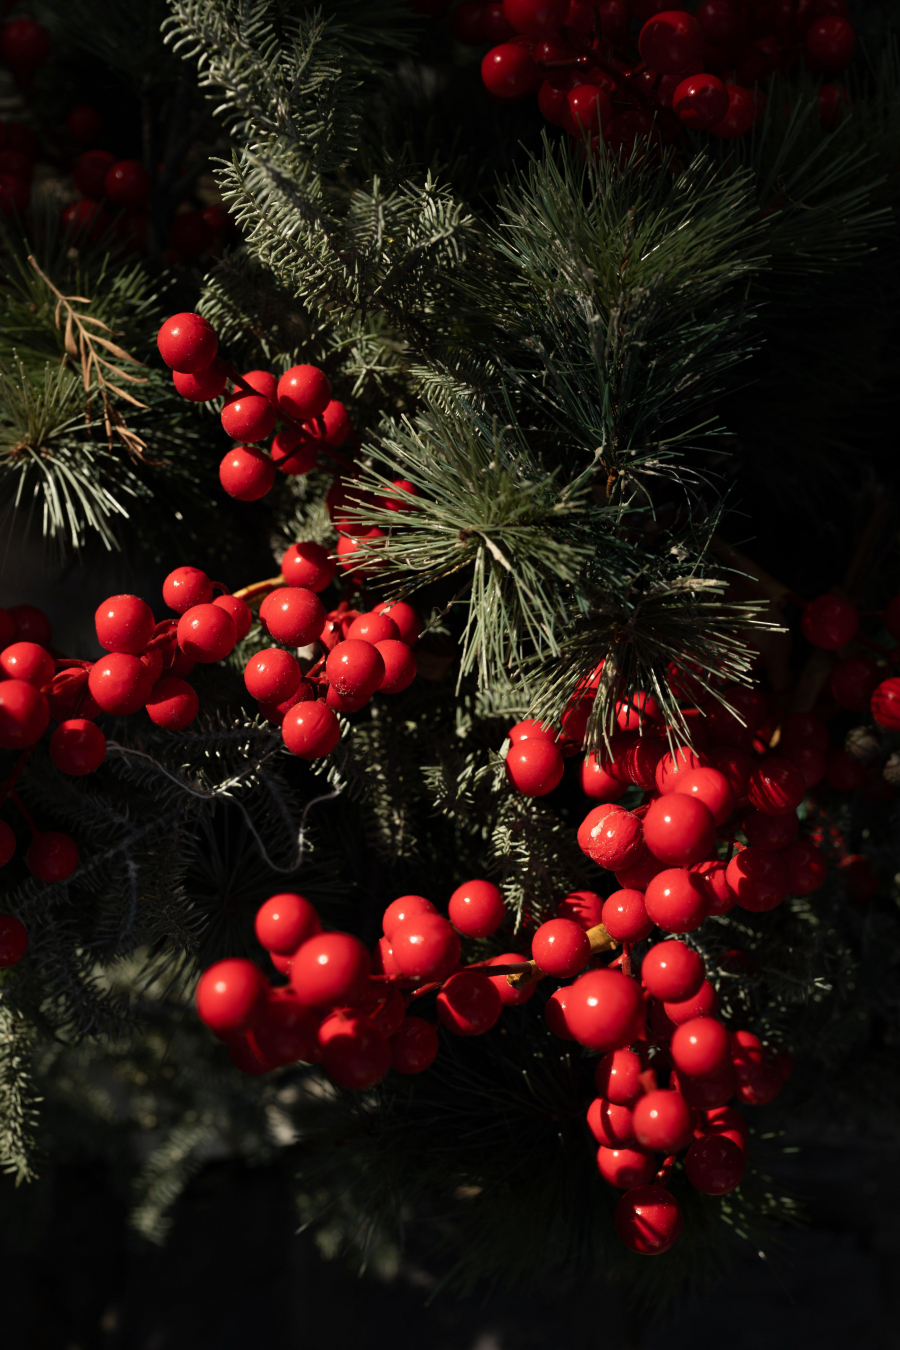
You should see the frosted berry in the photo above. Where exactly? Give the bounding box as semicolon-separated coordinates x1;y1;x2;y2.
0;641;54;687
173;361;227;402
615;1185;683;1255
725;847;789;912
448;879;506;937
260;587;325;647
290;932;370;1008
219;445;276;500
642;794;716;867
213;594;253;642
685;1134;745;1194
157;313;218;373
602;889;654;943
0;913;27;966
244;648;301;702
564;968;643;1051
632;1089;693;1153
577;804;644;870
94;593;155;655
587;1097;635;1148
375;640;417;694
282;702;340;758
481;42;537;100
594;1047;643;1106
747;757;805;815
281;541;336;593
641;940;704;1002
319;1013;390;1089
49;719;106;775
643;868;709;934
326;640;384;701
437;970;502;1036
162;566;213;615
26;832;79;883
88;653;152;715
146;676;199;731
197;958;266;1036
532;917;591;977
801;593;858;650
673;72;728;129
391;914;460;981
671;1016;730;1079
597;1146;656;1191
639;10;702;73
390;1015;439;1073
277;364;331;420
505;738;564;797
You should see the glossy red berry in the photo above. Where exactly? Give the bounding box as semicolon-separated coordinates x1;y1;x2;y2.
685;1134;745;1194
577;805;644;870
390;1015;439;1073
871;678;900;731
145;677;199;730
532;917;591;977
632;1089;693;1153
581;754;627;802
0;913;27;966
437;970;502;1036
616;850;666;892
157;313;218;373
177;603;236;663
587;1097;634;1148
504;738;564;797
346;612;398;645
0;678;48;748
162;566;213;615
747;757;805;816
319;1013;390;1088
49;719;106;775
544;986;575;1040
220;392;277;444
704;1104;748;1151
88;653;152;715
671;1016;730;1079
643;794;716;867
277;365;331;420
281;701;340;758
26;831;79;883
448;879;506;937
391;914;460;981
741;809;797;851
601;889;654;943
597;1146;656;1191
0;641;54;687
501;0;566;37
326;640;384;702
708;84;757;139
641;941;704;1002
219;445;276;500
212;595;253;642
104;159;150;210
644;868;709;934
663;978;718;1026
672;767;734;826
487;952;535;1006
173;360;228;402
614;1184;682;1254
244;648;302;702
281;541;336;593
382;894;436;939
563;968;644;1051
375;601;421;647
375;640;417;694
260;587;325;647
801;593;858;650
94;593;155;655
255;892;322;955
804;15;854;73
655;745;705;795
639;10;703;73
271;426;319;475
290;932;370;1008
689;860;735;916
196;958;266;1035
726;847;789;912
508;718;557;744
481;42;538;99
781;839;827;895
566;84;612;137
556;890;604;930
594;1047;643;1106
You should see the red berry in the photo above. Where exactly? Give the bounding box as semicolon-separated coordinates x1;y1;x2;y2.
104;159;150;210
391;914;460;981
345;612;397;645
670;1016;730;1079
277;364;331;420
501;0;566;38
804;15;854;73
545;986;575;1040
642;794;715;867
87;653;151;715
655;745;705;794
0;913;27;966
532;917;591;977
390;1015;440;1073
685;1134;745;1194
196;958;266;1035
63;199;113;241
663;978;718;1025
704;1104;748;1151
0;641;54;687
252;992;321;1065
260;587;326;647
632;1088;693;1152
481;42;538;99
747;757;805;815
830;656;879;712
282;701;340;758
26;831;79;883
281;542;336;593
504;738;564;797
326;639;385;701
487;952;535;1006
726;847;789;912
244;649;302;703
219;445;276;500
587;1097;635;1147
871;677;900;731
696;0;745;43
448;879;506;937
781;838;827;895
594;1046;643;1106
73;149;115;200
615;849;666;892
212;594;253;642
643;868;709;934
0;820;15;867
577;804;644;870
145;676;199;730
66;103;103;143
0;19;50;73
49;719;106;775
94;593;155;655
597;1146;656;1190
157;313;218;373
581;754;627;802
708;84;757;139
382;894;436;938
290;932;370;1008
375;601;421;647
671;767;734;826
801;593;858;650
255;892;321;955
614;1184;682;1254
162;566;213;614
641;941;704;1002
271;426;319;475
437;970;502;1036
689;859;736;916
563;968;643;1051
173;361;228;402
318;1013;390;1089
177;604;236;663
741;809;798;850
508;718;557;744
556;890;604;930
375;640;417;694
0;678;48;747
220;392;277;444
566;84;612;137
601;889;654;942
639;10;703;73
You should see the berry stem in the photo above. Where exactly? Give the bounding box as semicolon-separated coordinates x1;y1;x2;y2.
9;791;38;836
232;574;285;604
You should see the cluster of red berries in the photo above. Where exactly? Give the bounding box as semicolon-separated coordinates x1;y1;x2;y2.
800;591;900;738
0;19;49;82
471;0;854;156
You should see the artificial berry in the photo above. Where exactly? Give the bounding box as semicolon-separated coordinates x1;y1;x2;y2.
505;738;564;797
88;653;152;715
704;1105;748;1152
587;1097;635;1148
487;952;535;1006
0;641;54;687
157;313;218;373
747;757;805;815
643;794;716;867
830;656;879;712
281;541;336;593
663;978;718;1025
174;361;228;402
448;879;506;937
616;850;666;892
804;15;854;73
213;594;253;642
252;993;320;1065
638;10;703;73
532;917;591;977
672;766;734;826
94;593;155;655
501;0;566;38
244;648;302;702
781;838;827;895
557;890;604;930
742;809;798;850
326;640;384;701
196;959;266;1036
544;986;575;1040
145;677;199;731
49;719;106;775
260;587;325;647
277;364;331;420
383;894;436;938
594;1047;643;1106
319;1013;390;1089
374;601;421;647
0;18;50;74
614;1185;683;1254
643;868;709;934
62;200;111;241
871;678;900;731
632;1089;693;1152
655;745;705;794
281;702;340;758
26;832;79;883
508;718;557;743
801;593;858;649
290;932;370;1008
257;682;314;726
689;859;736;916
685;1134;745;1194
177;604;237;663
581;754;627;802
0;678;48;748
162;566;213;614
221;391;277;444
228;1037;275;1074
566;85;612;138
390;1016;439;1073
725;847;789;912
219;445;276;500
437;970;502;1036
271;427;319;475
104;159;150;209
481;42;538;100
346;612;398;645
708;85;757;139
391;913;460;981
670;1016;730;1079
375;640;417;694
255;893;321;955
0;913;27;966
597;1146;656;1190
563;968;644;1051
577;804;644;870
601;889;653;942
641;941;704;1002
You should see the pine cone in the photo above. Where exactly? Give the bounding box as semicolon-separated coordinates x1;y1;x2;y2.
845;726;882;764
